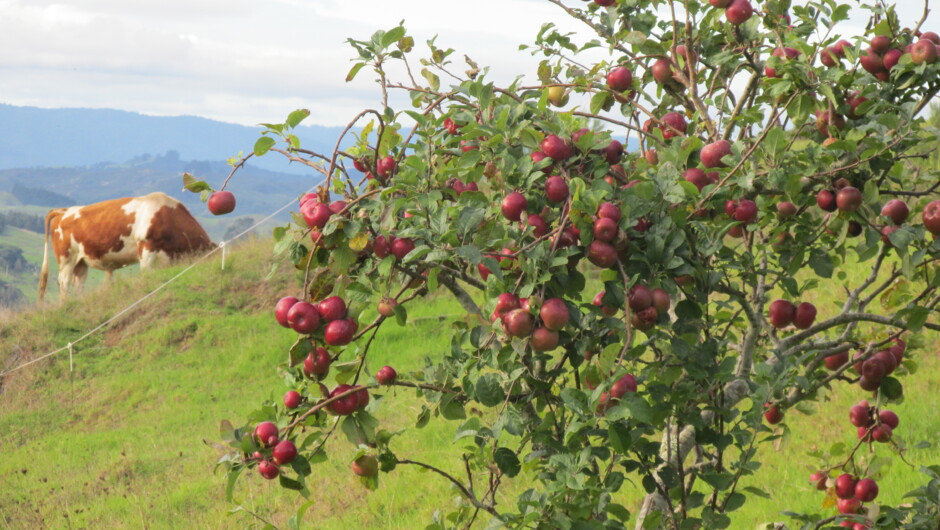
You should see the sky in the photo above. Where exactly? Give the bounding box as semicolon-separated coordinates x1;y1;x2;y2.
0;0;936;128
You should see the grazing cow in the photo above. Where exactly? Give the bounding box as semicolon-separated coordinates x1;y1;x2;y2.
38;192;215;301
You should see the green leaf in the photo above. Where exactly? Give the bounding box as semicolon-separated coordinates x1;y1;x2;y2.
286;109;310;128
608;422;631;453
341;416;367;445
724;492;746;512
440;395;466;420
181;173;213;193
225;468;242;501
475;374;504;407
560;388;589;417
279;474;305;491
382;26;406;48
904;306;930;332
808;248;834;278
494;447;521;477
254;136;276;157
421;68;440;91
346;62;366;82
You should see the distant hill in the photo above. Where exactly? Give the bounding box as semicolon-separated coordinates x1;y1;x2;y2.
0;150;321;217
0;103;350;175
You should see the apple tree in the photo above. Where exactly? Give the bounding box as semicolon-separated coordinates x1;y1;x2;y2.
193;0;940;527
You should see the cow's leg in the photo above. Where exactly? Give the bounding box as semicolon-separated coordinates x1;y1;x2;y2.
139;249;171;271
71;260;89;294
106;270;114;283
57;262;75;299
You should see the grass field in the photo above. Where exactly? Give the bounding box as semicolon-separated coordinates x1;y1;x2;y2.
0;238;936;529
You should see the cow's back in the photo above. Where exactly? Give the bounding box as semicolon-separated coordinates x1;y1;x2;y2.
134;192;214;257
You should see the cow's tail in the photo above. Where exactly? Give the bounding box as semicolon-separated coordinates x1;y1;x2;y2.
37;210;59;302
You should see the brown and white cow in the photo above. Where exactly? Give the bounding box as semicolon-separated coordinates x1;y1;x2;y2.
38;192;215;301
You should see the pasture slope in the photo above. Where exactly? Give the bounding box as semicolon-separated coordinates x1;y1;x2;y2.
0;238;937;529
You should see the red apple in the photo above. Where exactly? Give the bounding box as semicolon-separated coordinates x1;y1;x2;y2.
855;478;878;502
275;296;300;327
283;390;302;409
610;374;637;398
661;112;687;139
540;298;569;330
501;192;528;221
824;350;849;370
503;308;534;338
764;403;783;424
768;299;796;329
258;460;279;479
373;235;391;258
849;403;871;428
809;472;828;490
912;39;939;64
587;240;618;268
324;318;356;346
725;0;754;25
303;347;332;377
817;189;837;212
884;48;903;70
376;155;396;179
593;217;619;242
776;201;798;218
318;296;347;322
860;49;885;73
734;199;758;224
651;288;670;313
872;423;893;443
765;47;800;78
541;134;574;161
597;202;621;221
302;201;332;229
272;440;297;465
701;140;732;168
530;327;560;351
208;191;236;215
879;409;899;429
601;139;624;164
526;214;548;237
793;302;817;330
254;422;279;448
881;199;909;225
391;237;415;260
545;176;569;203
836;186;862;212
628;285;653;312
328;384;360;415
835;473;856;499
376;365;397;385
287;301;321;334
837;497;861;515
922;200;940;234
683;168;709;191
607;66;633;92
651;58;676;86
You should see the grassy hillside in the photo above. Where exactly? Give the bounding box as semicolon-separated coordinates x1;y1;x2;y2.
0;238;937;529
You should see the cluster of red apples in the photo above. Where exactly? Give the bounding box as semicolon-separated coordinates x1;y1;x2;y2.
803;400;901;526
492;294;569;352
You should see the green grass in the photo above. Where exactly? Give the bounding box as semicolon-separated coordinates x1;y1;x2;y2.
0;238;936;529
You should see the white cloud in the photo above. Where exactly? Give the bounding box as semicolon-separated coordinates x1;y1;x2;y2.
0;0;937;126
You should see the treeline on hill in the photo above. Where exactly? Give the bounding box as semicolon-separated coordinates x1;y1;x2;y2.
0;210;46;235
10;182;74;208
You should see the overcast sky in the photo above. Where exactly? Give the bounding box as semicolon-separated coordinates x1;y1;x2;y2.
0;0;935;127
